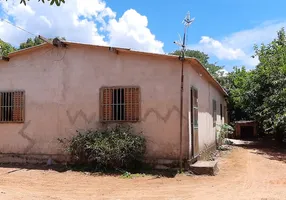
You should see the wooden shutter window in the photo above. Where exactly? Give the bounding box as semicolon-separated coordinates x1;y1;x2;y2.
0;91;25;123
101;87;140;122
13;91;24;122
102;88;112;121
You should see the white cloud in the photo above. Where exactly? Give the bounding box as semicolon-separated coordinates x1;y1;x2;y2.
107;9;164;53
193;21;286;68
0;0;164;53
199;36;245;60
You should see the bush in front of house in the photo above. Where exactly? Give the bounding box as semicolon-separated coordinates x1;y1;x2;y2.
64;124;146;170
217;123;234;146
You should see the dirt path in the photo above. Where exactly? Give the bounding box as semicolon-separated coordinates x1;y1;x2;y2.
0;145;285;200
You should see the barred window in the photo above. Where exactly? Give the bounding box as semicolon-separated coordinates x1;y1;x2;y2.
100;87;140;122
0;91;25;123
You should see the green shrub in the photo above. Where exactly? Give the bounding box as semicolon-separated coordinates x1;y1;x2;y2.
217;124;234;146
60;124;146;170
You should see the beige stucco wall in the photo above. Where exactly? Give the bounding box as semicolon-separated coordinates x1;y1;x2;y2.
0;44;226;162
186;62;226;157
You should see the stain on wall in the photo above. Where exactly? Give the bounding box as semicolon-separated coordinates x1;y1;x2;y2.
17;120;35;153
66;110;97;125
142;105;187;122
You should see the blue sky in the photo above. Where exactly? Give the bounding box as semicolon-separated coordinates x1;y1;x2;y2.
1;0;286;71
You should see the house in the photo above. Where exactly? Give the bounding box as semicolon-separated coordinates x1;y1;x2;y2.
0;40;227;165
235;121;257;139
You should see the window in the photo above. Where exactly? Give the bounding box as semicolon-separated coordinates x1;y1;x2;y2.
212;99;217;126
0;91;25;123
192;88;199;128
220;103;223;120
100;87;140;122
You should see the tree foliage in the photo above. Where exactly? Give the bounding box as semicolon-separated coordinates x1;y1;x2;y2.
0;36;67;57
251;28;286;139
0;39;16;56
7;0;65;6
223;28;286;142
170;50;226;80
19;37;44;50
19;36;66;50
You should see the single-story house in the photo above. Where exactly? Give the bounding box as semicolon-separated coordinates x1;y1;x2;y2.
0;39;227;165
235;121;257;139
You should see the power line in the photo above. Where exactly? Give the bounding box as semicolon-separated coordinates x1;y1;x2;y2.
1;18;38;37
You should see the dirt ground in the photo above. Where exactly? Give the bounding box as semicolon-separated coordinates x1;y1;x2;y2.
0;141;285;200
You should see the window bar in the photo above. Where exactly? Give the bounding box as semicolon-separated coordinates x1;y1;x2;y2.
104;89;106;121
16;92;18;122
108;88;110;121
21;91;23;122
120;88;123;121
15;92;17;122
135;88;138;121
107;88;109;121
5;92;7;122
18;91;20;122
2;92;3;122
121;88;123;121
130;88;133;121
8;92;11;122
107;88;110;121
0;92;3;122
1;92;3;122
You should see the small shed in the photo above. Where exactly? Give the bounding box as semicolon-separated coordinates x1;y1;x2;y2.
235;121;257;139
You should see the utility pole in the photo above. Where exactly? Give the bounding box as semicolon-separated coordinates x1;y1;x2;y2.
174;11;194;172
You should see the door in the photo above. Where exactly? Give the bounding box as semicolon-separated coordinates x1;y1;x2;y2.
190;87;199;158
241;126;254;139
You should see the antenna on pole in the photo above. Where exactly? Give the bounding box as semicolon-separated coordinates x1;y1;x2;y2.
176;11;195;173
174;11;195;59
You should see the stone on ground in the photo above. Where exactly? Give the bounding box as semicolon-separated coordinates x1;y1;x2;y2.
189;160;219;176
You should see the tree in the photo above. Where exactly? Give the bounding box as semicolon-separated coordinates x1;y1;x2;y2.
222;66;254;123
224;28;286;142
19;36;66;50
7;0;65;6
250;28;286;140
0;40;16;56
170;50;225;80
19;36;44;50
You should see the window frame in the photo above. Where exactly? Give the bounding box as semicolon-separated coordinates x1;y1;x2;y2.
99;86;141;123
220;103;223;121
0;90;25;123
191;87;199;129
212;99;217;127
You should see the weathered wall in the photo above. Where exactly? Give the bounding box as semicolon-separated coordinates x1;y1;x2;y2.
0;44;226;163
0;45;190;161
186;62;226;158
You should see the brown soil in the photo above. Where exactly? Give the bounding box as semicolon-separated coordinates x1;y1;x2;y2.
0;144;285;200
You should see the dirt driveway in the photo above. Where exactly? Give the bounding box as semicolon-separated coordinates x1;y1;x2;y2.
0;142;285;200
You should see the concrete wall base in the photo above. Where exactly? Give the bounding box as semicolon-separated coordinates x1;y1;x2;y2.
0;154;68;165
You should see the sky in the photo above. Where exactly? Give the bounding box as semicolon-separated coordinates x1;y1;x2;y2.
1;0;286;71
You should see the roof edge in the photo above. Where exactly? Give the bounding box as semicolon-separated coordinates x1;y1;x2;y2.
6;40;227;96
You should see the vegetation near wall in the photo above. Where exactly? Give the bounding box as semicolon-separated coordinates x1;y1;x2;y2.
59;124;146;171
